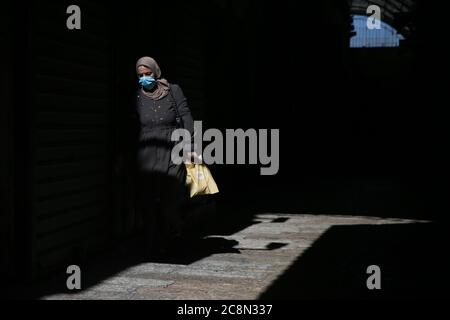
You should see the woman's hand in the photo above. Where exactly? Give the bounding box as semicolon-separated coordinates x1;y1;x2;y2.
184;151;202;164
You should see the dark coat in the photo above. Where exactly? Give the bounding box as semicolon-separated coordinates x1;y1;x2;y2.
130;83;194;245
135;84;194;176
121;84;194;176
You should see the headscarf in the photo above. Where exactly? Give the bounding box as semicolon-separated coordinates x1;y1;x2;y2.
136;56;170;100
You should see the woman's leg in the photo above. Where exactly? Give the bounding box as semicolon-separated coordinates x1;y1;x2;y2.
136;172;162;255
159;164;188;245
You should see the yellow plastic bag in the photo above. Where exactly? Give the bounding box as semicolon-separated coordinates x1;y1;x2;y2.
185;163;219;198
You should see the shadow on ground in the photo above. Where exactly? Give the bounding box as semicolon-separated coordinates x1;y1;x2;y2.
259;222;450;299
6;186;448;300
5;196;259;300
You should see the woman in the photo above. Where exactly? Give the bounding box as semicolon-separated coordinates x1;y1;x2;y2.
133;56;195;256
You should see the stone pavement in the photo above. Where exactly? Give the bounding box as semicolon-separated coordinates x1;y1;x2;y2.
41;213;426;300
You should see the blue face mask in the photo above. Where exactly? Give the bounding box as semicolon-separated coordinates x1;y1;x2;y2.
139;76;157;89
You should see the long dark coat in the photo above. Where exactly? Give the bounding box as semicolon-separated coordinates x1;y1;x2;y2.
126;83;195;251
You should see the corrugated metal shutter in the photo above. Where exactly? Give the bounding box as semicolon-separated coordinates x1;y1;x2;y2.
29;1;113;277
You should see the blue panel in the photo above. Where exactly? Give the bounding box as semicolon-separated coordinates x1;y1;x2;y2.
350;15;404;48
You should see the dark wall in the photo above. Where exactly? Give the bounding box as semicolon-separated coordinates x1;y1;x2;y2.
4;0;120;279
211;0;449;221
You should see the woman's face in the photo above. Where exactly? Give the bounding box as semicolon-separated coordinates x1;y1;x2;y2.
137;65;154;78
